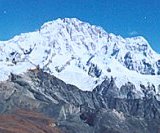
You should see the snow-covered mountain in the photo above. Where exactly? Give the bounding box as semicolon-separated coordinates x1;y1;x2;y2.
0;18;160;98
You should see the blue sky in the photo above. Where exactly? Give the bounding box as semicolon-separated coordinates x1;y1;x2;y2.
0;0;160;53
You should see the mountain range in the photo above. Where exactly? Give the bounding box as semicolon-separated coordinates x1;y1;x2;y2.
0;18;160;133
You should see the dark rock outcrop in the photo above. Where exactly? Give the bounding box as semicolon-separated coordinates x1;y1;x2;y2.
0;70;160;133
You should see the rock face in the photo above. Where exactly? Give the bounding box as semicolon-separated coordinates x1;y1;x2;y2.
0;70;160;133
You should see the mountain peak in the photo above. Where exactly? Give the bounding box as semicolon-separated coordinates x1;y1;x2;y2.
0;18;159;98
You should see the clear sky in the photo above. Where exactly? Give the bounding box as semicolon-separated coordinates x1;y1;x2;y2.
0;0;160;53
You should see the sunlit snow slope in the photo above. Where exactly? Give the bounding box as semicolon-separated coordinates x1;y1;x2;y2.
0;18;160;97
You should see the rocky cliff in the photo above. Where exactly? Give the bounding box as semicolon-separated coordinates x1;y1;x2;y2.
0;70;159;133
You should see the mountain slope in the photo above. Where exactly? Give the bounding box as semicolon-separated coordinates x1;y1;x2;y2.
0;110;62;133
0;18;160;98
0;70;160;133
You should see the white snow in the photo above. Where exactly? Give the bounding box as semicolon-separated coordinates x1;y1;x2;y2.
0;18;160;97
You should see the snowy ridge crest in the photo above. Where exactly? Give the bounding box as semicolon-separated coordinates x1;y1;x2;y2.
0;18;160;98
